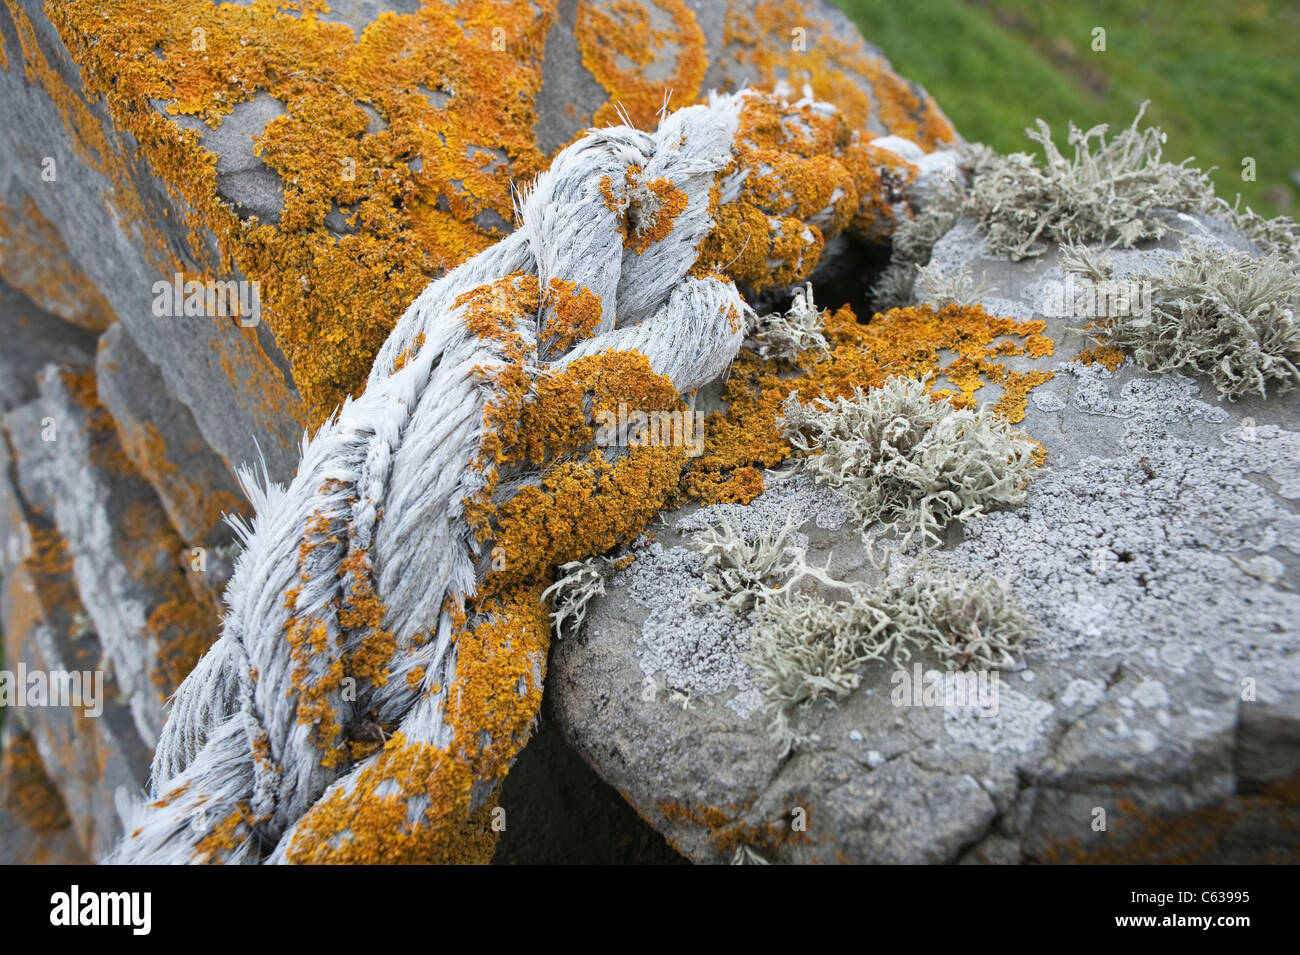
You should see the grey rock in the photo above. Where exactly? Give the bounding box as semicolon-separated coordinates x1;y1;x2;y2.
0;1;304;483
96;322;248;593
0;282;96;413
5;367;219;746
0;434;153;859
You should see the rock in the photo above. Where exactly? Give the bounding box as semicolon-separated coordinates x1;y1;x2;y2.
0;724;91;864
547;214;1300;863
0;435;153;859
4;366;219;745
96;322;249;590
0;0;958;861
0;282;96;413
0;1;306;483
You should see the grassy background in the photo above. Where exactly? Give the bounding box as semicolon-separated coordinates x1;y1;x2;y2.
833;0;1300;217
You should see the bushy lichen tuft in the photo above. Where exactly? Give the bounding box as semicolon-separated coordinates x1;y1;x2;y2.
746;559;1034;753
915;261;994;308
749;283;830;363
540;554;611;639
873;105;1300;311
779;376;1042;550
1070;243;1300;400
966;103;1217;260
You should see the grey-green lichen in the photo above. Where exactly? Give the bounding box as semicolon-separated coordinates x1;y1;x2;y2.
779;376;1042;552
966;103;1217;260
1068;243;1300;400
916;261;994;308
873;104;1300;311
747;559;1034;753
541;554;610;639
748;283;830;363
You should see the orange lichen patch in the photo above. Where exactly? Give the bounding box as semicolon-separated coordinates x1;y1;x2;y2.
722;0;955;151
626;177;689;253
146;596;220;696
540;277;602;352
575;0;708;130
1034;776;1300;865
1077;344;1126;370
445;584;551;778
693;94;893;291
458;272;541;343
192;804;257;864
392;333;425;373
683;303;1057;503
658;798;812;854
110;416;248;542
285;613;346;769
23;525;73;581
285;733;498;864
469;351;689;595
0;196;115;331
1;732;74;834
338;548;396;688
48;0;557;423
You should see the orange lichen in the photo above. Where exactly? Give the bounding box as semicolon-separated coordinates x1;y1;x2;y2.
392;333;425;373
47;0;557;423
684;303;1057;504
459;272;542;343
0;196;115;331
192;803;257;864
1077;344;1127;370
146;596;220;696
722;0;955;151
658;798;813;854
693;93;910;291
540;277;603;352
574;0;708;130
626;177;689;253
285;732;498;864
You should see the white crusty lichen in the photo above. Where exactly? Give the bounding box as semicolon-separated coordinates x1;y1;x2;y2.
541;554;611;639
779;376;1042;551
1067;242;1300;400
749;282;830;362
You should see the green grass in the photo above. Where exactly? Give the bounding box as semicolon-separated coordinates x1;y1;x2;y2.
833;0;1300;217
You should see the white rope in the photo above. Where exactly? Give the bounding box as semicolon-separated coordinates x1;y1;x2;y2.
108;87;895;863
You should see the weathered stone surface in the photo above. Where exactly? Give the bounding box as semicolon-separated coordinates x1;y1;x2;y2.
0;281;96;413
5;367;219;746
548;215;1300;863
0;436;152;859
0;723;91;865
0;0;306;483
96;321;249;593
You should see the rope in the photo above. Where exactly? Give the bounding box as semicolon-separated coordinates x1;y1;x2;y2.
108;86;912;864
